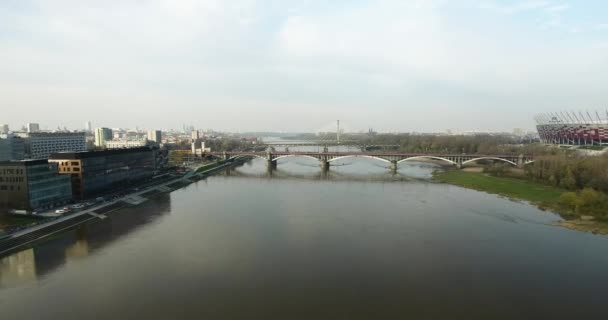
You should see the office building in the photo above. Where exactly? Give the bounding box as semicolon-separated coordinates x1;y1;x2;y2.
85;121;92;133
0;160;72;214
27;123;40;133
94;128;113;147
16;132;87;159
0;134;25;161
49;147;157;199
1;124;8;134
147;130;162;144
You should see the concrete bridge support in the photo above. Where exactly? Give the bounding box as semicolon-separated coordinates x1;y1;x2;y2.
321;159;330;171
517;154;524;169
266;151;277;170
267;160;277;170
389;160;398;173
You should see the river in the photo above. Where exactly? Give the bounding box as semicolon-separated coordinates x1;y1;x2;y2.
1;156;608;319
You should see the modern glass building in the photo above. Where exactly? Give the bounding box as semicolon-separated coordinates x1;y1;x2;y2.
49;147;157;199
0;134;25;161
0;160;72;213
94;128;113;147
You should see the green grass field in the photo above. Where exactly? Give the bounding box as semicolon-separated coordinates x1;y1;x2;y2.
434;170;565;205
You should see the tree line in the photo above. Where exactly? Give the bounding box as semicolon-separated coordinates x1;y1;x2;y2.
524;153;608;220
356;133;549;155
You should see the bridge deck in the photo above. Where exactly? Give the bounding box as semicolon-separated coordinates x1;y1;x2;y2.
206;151;531;158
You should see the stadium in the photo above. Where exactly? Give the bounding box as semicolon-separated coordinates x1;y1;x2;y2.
535;111;608;145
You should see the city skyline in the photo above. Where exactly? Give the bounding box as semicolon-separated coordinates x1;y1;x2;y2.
1;0;607;132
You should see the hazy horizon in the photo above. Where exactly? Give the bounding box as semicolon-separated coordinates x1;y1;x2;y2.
2;0;607;132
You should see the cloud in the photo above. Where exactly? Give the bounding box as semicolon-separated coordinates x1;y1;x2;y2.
0;0;607;131
479;1;552;14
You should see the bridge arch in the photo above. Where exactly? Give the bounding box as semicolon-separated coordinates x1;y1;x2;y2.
397;156;457;166
328;155;392;164
240;154;269;161
461;157;517;166
273;154;320;162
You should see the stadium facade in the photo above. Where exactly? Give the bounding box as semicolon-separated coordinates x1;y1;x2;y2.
535;111;608;145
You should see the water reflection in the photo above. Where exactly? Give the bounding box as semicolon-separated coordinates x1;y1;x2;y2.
0;193;171;287
232;157;439;182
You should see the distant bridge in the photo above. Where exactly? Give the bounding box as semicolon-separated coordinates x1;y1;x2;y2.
261;142;400;151
205;151;535;171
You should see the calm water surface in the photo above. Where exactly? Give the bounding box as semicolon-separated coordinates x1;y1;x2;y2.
1;157;608;319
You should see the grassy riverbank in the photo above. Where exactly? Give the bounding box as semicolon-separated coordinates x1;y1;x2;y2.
434;170;608;235
434;170;564;204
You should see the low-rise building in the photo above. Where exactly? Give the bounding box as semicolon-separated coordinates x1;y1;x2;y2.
0;160;72;214
49;147;158;199
105;139;148;149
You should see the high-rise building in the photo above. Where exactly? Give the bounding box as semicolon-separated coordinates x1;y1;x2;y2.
49;147;158;199
147;130;162;144
191;130;200;140
1;124;8;134
14;132;86;159
0;134;25;161
85;121;92;133
27;123;40;133
94;128;113;147
0;160;72;213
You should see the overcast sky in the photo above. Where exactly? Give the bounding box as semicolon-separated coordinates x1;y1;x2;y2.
1;0;607;132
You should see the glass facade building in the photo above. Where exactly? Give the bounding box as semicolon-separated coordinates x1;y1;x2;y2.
0;134;25;161
0;160;72;213
50;147;157;199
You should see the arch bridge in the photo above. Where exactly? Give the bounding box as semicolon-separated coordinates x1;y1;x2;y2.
205;151;535;171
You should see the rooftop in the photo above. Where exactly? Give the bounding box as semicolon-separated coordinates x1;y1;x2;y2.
49;146;156;159
0;159;49;166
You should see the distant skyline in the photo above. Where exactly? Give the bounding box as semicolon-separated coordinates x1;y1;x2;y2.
1;0;607;132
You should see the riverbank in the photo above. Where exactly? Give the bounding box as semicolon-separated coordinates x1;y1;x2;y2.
434;170;608;235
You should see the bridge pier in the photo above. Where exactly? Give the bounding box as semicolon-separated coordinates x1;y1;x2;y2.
321;159;329;171
389;160;398;173
267;160;277;170
517;154;524;169
265;151;277;170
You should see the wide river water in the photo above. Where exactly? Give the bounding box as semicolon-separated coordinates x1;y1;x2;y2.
1;155;608;319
